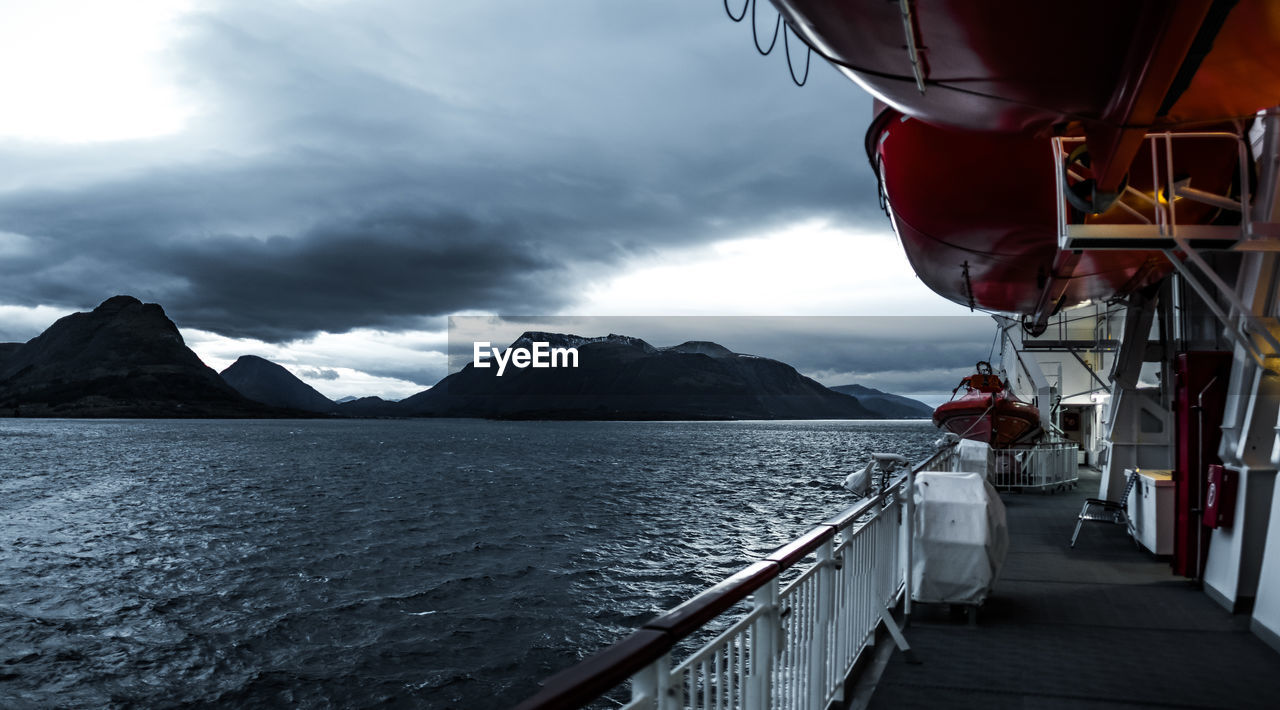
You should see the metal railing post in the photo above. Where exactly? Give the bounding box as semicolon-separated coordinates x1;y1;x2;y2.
746;579;778;710
629;653;668;710
808;539;836;710
654;653;673;710
903;470;915;621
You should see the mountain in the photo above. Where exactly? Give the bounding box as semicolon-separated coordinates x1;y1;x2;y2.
0;296;277;417
0;343;22;370
0;299;933;421
829;384;934;419
399;333;874;420
664;340;735;357
334;395;359;404
220;355;335;413
334;396;403;417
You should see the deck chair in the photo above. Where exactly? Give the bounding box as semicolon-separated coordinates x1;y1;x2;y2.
1070;469;1139;548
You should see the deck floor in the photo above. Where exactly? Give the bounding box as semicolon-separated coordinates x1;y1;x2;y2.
867;467;1280;710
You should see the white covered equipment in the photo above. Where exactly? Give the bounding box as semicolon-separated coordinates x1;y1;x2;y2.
954;438;993;478
911;470;1009;605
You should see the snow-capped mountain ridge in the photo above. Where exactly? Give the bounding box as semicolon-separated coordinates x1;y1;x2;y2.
508;331;657;353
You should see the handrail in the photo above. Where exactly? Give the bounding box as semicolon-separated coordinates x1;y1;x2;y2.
511;447;951;710
1053;130;1250;250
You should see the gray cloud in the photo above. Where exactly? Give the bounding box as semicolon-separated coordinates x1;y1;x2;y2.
159;211;569;340
0;1;880;342
297;367;340;381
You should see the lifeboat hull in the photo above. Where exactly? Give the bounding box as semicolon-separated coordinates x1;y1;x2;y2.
868;107;1241;315
773;0;1280;134
776;0;1280;205
934;389;1041;448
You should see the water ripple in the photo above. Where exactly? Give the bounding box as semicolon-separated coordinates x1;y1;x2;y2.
0;418;936;709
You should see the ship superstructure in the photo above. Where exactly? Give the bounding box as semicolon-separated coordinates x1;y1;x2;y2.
774;0;1280;638
512;3;1280;707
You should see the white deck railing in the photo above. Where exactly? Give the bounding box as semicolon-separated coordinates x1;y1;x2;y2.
516;445;957;710
989;442;1078;491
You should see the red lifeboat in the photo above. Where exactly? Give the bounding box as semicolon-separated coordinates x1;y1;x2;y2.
775;0;1280;197
934;362;1041;447
868;106;1242;316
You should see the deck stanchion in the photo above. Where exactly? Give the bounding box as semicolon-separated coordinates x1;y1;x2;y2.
629;653;666;710
904;469;915;623
808;539;835;710
655;653;673;710
746;579;778;710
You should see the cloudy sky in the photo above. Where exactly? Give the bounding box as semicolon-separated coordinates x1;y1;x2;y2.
0;0;983;401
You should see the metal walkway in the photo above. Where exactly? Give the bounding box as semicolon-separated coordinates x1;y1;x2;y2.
867;467;1280;710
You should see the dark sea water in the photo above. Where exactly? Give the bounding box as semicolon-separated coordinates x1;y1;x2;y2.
0;419;939;709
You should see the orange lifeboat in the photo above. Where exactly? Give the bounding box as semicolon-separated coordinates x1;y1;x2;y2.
934;362;1042;447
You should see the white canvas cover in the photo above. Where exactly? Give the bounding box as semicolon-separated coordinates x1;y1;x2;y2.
954;438;993;477
911;470;1009;605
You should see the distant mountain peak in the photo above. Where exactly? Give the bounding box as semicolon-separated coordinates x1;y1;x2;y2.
221;355;279;373
334;394;402;417
95;294;144;312
231;354;271;365
663;341;735;358
828;383;933;419
401;330;871;420
509;331;657;353
597;333;656;352
0;294;263;417
511;331;590;349
220;355;334;413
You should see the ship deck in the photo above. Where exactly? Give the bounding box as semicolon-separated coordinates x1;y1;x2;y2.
863;467;1280;710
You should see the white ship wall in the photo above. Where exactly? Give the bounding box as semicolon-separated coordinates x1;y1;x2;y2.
998;303;1121;464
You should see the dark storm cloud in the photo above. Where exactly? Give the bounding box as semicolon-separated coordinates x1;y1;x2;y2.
0;1;879;341
160;211;569;341
0;199;569;340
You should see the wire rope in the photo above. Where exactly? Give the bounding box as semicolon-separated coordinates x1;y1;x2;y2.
752;0;780;56
724;0;749;23
783;21;811;86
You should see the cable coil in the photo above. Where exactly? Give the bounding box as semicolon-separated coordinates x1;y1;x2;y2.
723;0;811;86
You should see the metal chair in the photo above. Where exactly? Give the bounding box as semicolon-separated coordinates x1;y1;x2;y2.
1070;469;1139;548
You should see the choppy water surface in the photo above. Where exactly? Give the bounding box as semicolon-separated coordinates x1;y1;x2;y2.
0;419;937;708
